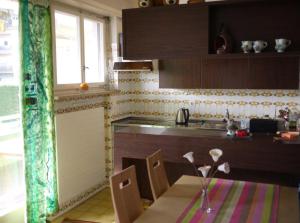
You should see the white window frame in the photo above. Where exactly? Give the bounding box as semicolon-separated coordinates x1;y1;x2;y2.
51;4;107;91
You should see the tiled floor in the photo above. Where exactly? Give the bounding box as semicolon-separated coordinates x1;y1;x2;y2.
50;187;115;223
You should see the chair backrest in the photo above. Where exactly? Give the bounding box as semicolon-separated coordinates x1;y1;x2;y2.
146;149;170;200
110;165;143;223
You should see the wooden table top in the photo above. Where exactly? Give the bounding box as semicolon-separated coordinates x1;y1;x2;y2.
134;175;300;223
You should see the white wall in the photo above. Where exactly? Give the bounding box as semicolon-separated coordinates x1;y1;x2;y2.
95;0;137;10
53;0;136;17
55;107;106;205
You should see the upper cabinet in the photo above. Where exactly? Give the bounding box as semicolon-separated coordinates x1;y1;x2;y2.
201;57;249;89
122;0;300;89
248;56;299;89
122;4;209;60
159;54;300;89
159;58;202;89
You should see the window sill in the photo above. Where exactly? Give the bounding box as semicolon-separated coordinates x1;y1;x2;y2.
54;88;119;102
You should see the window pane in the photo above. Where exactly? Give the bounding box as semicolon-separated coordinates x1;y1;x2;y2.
0;0;25;221
55;11;81;85
84;18;104;83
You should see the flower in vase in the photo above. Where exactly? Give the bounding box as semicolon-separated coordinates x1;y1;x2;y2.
209;148;223;162
183;152;194;163
218;162;230;174
198;165;211;178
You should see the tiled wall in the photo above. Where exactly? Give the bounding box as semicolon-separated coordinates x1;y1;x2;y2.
118;70;300;120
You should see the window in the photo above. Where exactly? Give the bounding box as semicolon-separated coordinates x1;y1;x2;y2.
53;8;105;88
0;0;25;221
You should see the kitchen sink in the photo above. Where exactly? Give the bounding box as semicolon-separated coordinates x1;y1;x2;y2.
114;117;232;131
188;119;227;131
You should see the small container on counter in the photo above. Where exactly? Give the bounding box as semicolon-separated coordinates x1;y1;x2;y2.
281;132;299;140
235;129;249;138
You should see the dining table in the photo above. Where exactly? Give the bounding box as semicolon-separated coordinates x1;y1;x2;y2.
134;175;299;223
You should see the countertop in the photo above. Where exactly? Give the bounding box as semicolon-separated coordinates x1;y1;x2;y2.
113;117;300;144
113;117;249;140
115;125;228;138
112;117;229;131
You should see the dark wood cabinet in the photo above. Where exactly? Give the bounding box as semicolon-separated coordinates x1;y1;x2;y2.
159;54;300;89
248;56;299;89
123;0;300;89
159;58;202;88
123;0;300;60
201;57;249;89
122;5;208;60
114;126;300;199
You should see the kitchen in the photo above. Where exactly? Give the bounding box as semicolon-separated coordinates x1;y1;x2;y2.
111;0;300;200
0;0;299;223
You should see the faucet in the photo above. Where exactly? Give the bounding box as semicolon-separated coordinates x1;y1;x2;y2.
225;109;238;136
226;109;230;121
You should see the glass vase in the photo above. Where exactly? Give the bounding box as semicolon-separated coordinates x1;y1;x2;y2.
200;183;213;213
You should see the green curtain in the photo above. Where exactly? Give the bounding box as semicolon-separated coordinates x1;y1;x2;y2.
19;0;59;222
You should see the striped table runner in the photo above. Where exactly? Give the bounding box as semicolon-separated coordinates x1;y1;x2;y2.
176;178;280;223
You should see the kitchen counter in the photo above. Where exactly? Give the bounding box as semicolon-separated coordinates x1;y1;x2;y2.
113;117;300;199
113;117;300;144
115;126;227;138
112;116;229;131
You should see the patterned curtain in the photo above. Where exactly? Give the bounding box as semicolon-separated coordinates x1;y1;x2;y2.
19;0;58;222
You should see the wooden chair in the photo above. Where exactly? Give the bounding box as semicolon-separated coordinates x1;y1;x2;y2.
146;149;170;200
110;165;143;223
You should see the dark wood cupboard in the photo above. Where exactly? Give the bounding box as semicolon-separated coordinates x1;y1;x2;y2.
123;0;300;89
159;54;300;89
248;56;299;89
122;4;208;60
159;58;202;88
123;0;300;59
201;57;249;89
114;126;300;198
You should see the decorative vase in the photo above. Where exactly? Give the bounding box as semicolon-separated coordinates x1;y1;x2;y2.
214;24;232;54
200;181;213;213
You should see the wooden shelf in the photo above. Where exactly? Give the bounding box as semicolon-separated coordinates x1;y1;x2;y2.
209;1;300;54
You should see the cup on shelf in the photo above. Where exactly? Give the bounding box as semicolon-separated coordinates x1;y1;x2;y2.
275;39;291;53
241;41;253;53
253;40;268;53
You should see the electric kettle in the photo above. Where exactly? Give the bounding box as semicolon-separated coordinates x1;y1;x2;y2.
176;108;190;125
